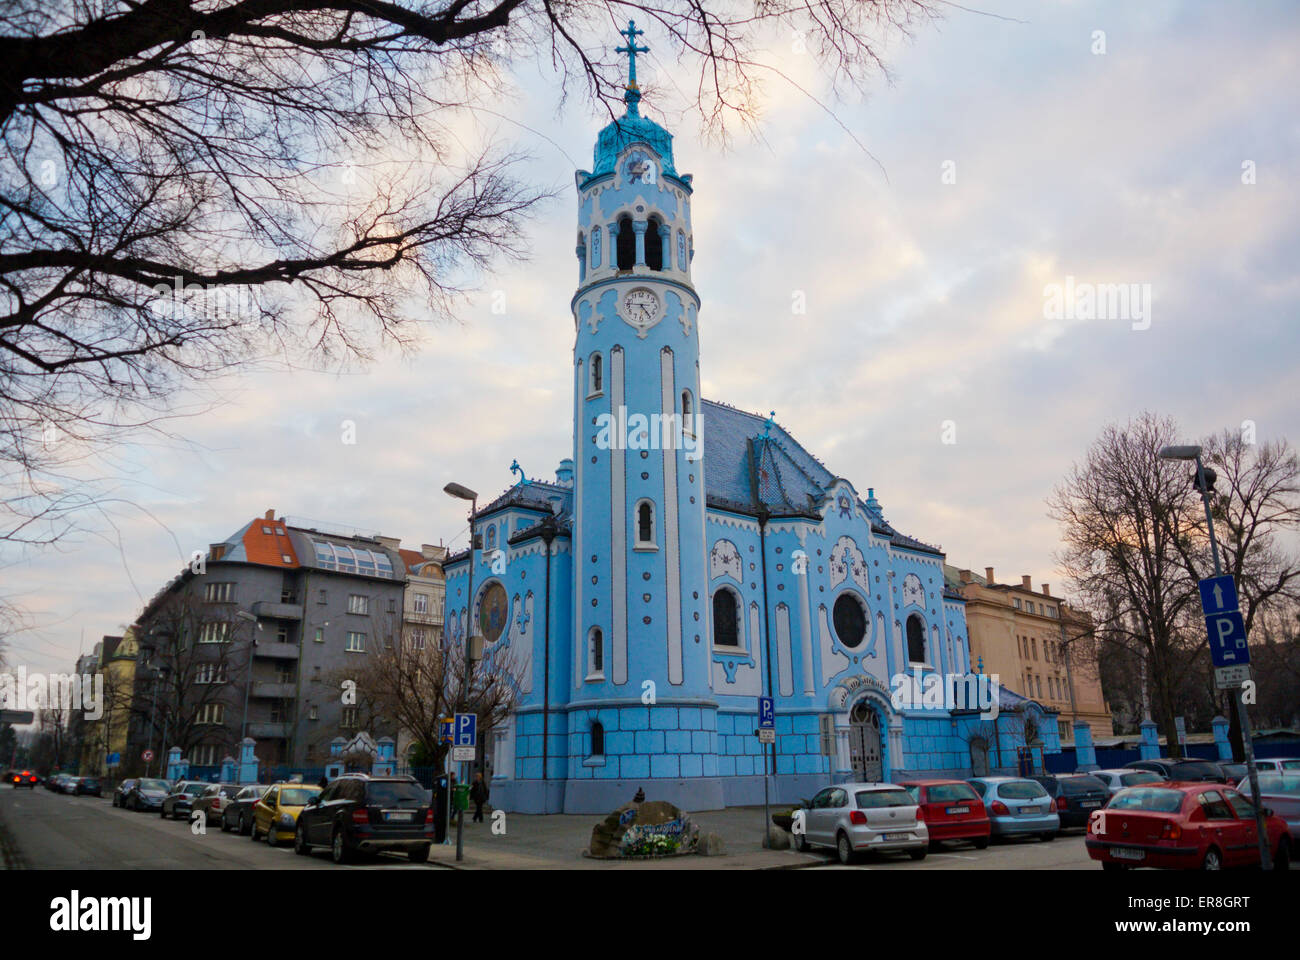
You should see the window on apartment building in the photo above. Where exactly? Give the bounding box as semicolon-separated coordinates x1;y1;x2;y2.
204;582;234;602
1035;676;1043;699
318;589;328;604
1059;720;1069;739
388;598;396;614
309;706;319;720
1044;643;1052;664
196;663;227;684
275;624;289;644
270;700;291;723
341;707;358;728
197;703;225;724
414;593;429;615
410;629;426;651
1013;597;1021;610
348;594;369;615
199;622;230;643
314;628;324;643
346;631;366;652
1031;638;1037;660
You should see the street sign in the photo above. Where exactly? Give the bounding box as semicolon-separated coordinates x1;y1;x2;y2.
142;749;155;762
1205;610;1250;667
106;752;121;767
1174;717;1186;747
758;696;775;729
757;728;775;744
439;717;454;744
451;746;476;762
1198;575;1239;616
1215;664;1252;690
454;712;477;747
0;709;34;725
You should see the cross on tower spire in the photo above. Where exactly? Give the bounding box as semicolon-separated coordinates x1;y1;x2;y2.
616;19;649;115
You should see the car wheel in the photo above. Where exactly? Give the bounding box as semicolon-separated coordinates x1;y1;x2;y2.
408;844;431;863
1274;842;1290;871
1102;862;1127;872
295;822;311;856
221;815;231;833
1202;847;1222;870
908;847;927;861
160;806;167;818
331;827;352;865
836;831;856;866
250;820;261;841
266;823;279;847
240;812;252;836
973;837;990;850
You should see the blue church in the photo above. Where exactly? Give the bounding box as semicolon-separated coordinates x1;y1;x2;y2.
443;24;1057;814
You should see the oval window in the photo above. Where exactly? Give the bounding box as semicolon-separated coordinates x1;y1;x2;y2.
833;593;867;648
478;582;509;644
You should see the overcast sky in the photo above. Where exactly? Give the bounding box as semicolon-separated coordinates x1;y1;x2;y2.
5;0;1298;677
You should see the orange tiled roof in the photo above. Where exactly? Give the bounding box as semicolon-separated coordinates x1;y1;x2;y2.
242;517;299;567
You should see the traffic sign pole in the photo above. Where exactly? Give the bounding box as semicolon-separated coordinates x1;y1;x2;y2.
1194;456;1270;870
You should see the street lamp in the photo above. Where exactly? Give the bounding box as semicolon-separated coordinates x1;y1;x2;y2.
1158;443;1271;869
235;610;261;746
444;481;483;863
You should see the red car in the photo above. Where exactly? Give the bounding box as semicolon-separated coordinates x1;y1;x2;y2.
10;769;37;788
900;779;991;849
1086;782;1291;871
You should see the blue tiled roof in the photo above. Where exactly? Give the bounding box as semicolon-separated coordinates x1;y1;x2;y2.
591;110;678;181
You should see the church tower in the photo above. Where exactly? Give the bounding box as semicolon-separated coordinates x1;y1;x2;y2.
567;22;719;811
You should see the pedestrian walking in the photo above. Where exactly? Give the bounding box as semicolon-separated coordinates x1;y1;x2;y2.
470;771;489;823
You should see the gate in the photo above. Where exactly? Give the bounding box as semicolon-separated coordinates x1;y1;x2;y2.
849;701;883;781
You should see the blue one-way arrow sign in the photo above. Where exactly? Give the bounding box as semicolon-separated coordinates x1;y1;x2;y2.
1206;610;1250;668
1199;574;1238;615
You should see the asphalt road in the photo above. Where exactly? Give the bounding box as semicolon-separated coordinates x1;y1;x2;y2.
0;785;433;870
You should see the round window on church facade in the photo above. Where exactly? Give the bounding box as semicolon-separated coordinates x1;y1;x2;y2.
477;582;509;644
833;593;867;649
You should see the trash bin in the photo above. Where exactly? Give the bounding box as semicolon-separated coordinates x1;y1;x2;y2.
453;783;470;812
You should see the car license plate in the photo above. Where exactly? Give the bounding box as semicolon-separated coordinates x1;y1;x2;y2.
384;811;414;822
1112;847;1145;861
1082;801;1100;808
945;806;967;815
881;833;909;841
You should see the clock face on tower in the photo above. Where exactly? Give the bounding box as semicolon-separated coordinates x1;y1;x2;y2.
622;287;660;328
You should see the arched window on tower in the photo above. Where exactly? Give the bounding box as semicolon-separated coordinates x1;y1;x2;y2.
588;352;603;397
591;721;605;757
634;499;656;549
681;389;694;438
712;588;741;647
646;218;664;271
616;214;635;270
907;614;927;664
590;226;601;268
576;231;585;282
587;626;604;679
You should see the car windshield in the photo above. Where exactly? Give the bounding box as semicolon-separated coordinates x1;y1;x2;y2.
1060;776;1106;794
367;782;426;807
278;788;318;806
1110;788;1185;812
241;786;268;799
997;781;1047;800
926;783;979;802
1121;772;1163;787
140;779;168;791
1281;760;1300;771
855;789;914;808
182;784;207;795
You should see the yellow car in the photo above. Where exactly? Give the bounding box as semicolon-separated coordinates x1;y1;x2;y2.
250;783;322;847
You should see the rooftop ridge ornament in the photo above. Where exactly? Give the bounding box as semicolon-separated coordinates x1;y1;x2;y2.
510;459;530;487
616;19;649;115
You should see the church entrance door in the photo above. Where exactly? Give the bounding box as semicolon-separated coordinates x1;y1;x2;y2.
848;701;883;781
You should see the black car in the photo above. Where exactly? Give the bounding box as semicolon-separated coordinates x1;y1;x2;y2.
1030;774;1110;828
75;777;102;797
1220;762;1248;782
294;774;436;864
161;781;209;820
221;784;270;835
9;769;37;789
113;778;139;807
124;777;170;811
1123;758;1227;783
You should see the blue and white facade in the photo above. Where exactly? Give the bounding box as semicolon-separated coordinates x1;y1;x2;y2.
443;27;1056;813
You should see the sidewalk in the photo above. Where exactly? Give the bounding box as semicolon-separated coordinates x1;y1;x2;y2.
425;806;822;870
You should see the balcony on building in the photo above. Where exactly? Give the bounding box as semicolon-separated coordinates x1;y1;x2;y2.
245;721;290;738
251;600;304;620
253;642;300;659
251;681;297;698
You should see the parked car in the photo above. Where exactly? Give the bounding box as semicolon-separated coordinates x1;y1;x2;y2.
113;779;138;808
967;777;1060;841
1091;768;1166;797
74;777;102;797
221;784;270;835
898;779;990;849
1254;758;1300;774
1219;762;1247;782
58;776;81;795
1234;773;1300;851
295;774;438;864
9;769;37;789
161;781;209;820
1124;758;1227;783
123;778;170;811
250;783;322;847
45;773;68;793
1030;774;1110;829
193;783;242;825
792;782;928;865
1086;782;1290;870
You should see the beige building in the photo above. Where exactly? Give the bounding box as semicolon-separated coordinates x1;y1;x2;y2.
945;565;1113;743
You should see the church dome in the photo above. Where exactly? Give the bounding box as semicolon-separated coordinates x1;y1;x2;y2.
591;104;678;179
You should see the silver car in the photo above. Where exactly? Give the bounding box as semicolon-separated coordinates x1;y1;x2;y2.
968;776;1060;840
1091;768;1166;797
1253;758;1300;774
794;782;929;864
1235;773;1300;848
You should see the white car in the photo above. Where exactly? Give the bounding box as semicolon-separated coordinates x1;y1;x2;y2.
1253;758;1300;774
1090;768;1166;797
794;782;928;865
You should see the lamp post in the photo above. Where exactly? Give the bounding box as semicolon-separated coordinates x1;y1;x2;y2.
444;481;481;863
235;610;260;747
1158;444;1271;869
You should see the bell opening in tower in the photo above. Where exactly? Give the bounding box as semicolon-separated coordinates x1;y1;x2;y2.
616;214;635;270
645;218;663;271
